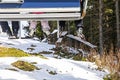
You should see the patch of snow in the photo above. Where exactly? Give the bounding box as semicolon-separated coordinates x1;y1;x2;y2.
0;57;108;80
0;34;109;80
0;36;55;53
51;29;58;34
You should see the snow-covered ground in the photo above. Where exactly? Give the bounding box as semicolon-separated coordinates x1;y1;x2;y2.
0;34;109;80
0;34;55;53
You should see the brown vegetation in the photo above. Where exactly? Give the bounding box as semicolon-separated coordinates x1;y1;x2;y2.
11;60;40;71
87;49;120;80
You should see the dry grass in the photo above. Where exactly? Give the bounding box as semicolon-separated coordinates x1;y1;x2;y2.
87;48;120;80
101;49;120;74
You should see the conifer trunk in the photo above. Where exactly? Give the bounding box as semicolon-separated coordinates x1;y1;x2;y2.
99;0;103;54
115;0;120;48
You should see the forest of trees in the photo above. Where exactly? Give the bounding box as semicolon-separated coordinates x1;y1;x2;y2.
83;0;120;53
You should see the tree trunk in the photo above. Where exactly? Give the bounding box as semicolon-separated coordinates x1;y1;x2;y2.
115;0;120;48
99;0;103;54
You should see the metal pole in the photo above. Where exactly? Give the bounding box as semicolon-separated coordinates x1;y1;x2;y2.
19;21;22;39
57;20;60;38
